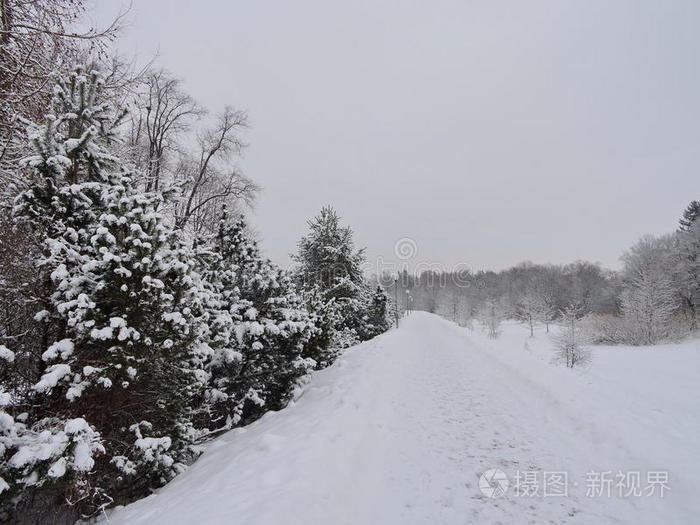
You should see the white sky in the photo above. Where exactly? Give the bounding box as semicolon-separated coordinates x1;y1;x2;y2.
92;0;700;272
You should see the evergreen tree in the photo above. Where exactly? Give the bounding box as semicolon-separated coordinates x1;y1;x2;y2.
292;206;385;355
2;68;209;519
299;288;343;368
197;211;318;429
673;219;700;329
357;286;391;340
673;199;700;329
293;207;365;296
678;200;700;232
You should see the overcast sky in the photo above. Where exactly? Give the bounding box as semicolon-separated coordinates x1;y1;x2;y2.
93;0;700;272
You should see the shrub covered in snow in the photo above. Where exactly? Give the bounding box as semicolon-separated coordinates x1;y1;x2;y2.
194;211;319;429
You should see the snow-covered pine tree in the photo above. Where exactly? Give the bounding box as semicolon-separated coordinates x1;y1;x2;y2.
237;263;317;420
298;287;343;368
293;207;365;298
196;211;317;429
678;200;700;232
357;285;391;340
192;209;252;431
2;68;209;520
292;206;385;356
674;209;700;329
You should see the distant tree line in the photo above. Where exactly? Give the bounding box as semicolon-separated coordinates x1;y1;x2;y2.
385;202;700;347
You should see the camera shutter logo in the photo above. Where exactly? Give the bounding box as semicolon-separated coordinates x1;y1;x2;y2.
479;469;509;498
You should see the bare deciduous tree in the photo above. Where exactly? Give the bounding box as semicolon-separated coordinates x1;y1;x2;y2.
553;305;590;368
174;107;258;233
479;297;504;339
620;235;678;345
127;70;205;192
515;290;548;337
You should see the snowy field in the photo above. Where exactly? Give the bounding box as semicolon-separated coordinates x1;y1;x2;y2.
104;313;700;525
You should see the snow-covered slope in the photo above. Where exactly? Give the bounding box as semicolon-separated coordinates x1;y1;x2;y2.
105;313;700;524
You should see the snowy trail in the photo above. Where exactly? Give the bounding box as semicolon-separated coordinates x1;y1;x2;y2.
106;313;698;525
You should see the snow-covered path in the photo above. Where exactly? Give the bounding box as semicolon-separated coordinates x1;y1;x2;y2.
106;313;699;524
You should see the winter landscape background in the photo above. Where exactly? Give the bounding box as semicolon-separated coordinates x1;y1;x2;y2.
0;1;699;524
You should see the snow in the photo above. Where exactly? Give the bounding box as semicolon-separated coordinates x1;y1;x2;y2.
33;310;50;322
104;313;700;524
163;312;186;325
0;345;14;362
135;437;171;454
41;338;74;361
33;364;71;393
64;418;91;435
0;412;14;431
47;457;67;478
0;392;10;406
90;327;113;340
72;442;95;471
9;431;69;468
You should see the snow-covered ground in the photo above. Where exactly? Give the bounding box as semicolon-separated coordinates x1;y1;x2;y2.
105;313;700;524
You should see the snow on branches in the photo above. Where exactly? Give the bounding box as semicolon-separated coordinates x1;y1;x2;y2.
1;67;372;521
